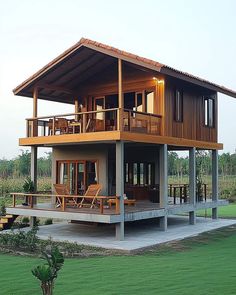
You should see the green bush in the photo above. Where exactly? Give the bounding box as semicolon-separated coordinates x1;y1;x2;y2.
21;216;30;224
44;219;53;225
0;201;6;216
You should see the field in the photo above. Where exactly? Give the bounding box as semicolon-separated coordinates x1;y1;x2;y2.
1;227;236;295
197;204;236;218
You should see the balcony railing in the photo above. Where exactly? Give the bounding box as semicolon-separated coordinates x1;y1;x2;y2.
26;108;162;137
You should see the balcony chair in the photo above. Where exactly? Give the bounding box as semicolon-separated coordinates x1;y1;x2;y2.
79;184;102;208
53;184;78;208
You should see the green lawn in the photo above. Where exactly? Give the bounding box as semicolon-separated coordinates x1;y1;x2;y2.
1;230;236;295
197;203;236;218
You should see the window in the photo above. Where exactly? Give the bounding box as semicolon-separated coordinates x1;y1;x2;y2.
174;89;183;122
125;162;155;186
204;96;215;127
146;91;154;114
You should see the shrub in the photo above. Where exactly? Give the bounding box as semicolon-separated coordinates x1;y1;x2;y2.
44;219;53;225
21;216;30;224
0;201;6;216
23;177;35;193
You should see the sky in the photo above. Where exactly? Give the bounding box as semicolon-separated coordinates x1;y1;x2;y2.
0;0;236;159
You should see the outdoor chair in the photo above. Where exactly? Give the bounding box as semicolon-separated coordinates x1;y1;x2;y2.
79;184;102;208
53;184;77;208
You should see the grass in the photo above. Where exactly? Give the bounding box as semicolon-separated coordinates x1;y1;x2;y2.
197;203;236;218
1;227;236;295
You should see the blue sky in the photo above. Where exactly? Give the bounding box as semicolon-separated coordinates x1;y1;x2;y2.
0;0;236;158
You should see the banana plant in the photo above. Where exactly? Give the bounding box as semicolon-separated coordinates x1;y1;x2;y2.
32;247;64;295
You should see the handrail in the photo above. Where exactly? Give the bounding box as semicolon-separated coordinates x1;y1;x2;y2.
123;108;162;119
26;108;119;121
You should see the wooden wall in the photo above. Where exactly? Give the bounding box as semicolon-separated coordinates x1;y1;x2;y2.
164;77;218;142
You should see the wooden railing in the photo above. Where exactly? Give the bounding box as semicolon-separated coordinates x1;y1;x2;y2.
10;193;120;214
26;108;162;137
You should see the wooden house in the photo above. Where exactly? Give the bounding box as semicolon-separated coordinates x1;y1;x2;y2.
7;38;236;240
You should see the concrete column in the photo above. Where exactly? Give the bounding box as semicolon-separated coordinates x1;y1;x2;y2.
212;150;218;219
189;147;196;224
159;144;168;231
30;146;38;225
115;141;125;240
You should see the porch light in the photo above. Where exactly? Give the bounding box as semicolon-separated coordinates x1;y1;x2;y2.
158;80;164;84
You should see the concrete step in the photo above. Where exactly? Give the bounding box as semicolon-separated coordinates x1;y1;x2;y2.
0;219;9;224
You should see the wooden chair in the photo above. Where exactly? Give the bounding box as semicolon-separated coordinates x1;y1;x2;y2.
53;184;77;208
57;118;69;134
79;184;102;208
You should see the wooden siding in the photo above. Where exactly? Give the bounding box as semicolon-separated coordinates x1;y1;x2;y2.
164;77;217;142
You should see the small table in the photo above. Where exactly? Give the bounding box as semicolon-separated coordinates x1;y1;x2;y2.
69;122;81;133
108;199;136;208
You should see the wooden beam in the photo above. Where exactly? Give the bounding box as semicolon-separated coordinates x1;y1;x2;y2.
36;83;73;95
33;87;38;118
118;58;123;131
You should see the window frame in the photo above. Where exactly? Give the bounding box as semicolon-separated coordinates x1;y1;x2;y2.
174;89;183;122
203;96;215;128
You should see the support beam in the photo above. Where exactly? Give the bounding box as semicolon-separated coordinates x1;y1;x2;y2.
189;211;196;225
159;144;168;231
189;147;196;224
159;144;168;209
212;150;218;219
30;146;38;226
30;216;37;228
159;215;167;231
118;58;123;131
33;87;38;118
75;97;79;121
115;141;124;240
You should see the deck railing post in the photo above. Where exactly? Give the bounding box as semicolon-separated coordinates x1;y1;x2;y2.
189;147;196;224
212;149;218;219
115;141;125;240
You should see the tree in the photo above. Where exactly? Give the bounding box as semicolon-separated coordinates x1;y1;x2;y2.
32;247;64;295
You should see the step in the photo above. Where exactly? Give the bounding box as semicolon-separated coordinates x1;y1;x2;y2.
0;219;9;224
0;223;4;229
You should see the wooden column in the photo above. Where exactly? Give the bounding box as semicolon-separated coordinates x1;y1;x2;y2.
115;141;125;240
75;97;79;121
212;149;218;219
189;147;196;225
33;87;38;118
118;59;123;131
159;144;168;231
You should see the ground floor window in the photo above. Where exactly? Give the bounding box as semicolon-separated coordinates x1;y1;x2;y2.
56;160;98;194
125;162;155;186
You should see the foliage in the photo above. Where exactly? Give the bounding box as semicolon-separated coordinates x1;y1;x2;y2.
0;201;6;216
32;246;64;295
21;216;30;224
0;226;39;252
44;218;53;225
23;177;35;193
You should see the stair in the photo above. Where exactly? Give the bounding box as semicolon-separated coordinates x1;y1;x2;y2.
0;215;18;231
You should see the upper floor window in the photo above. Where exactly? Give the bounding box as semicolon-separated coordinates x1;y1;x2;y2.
204;96;214;127
174;89;183;122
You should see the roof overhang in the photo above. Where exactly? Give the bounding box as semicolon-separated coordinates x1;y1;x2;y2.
13;37;236;101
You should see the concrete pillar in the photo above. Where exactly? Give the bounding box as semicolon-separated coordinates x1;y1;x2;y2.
212;150;218;219
159;144;168;231
115;141;125;240
30;216;37;228
189;147;196;224
31;146;38;192
30;146;38;226
159;215;168;231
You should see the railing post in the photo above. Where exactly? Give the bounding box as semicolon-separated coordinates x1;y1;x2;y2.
52;117;55;135
82;113;86;133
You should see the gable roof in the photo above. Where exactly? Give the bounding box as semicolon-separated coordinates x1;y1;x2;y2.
13;37;236;99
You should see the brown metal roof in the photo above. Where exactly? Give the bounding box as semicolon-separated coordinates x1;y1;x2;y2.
13;37;236;100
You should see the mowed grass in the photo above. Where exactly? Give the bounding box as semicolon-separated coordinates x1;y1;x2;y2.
197;204;236;218
1;230;236;295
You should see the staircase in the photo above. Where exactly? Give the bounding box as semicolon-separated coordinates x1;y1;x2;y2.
0;215;18;231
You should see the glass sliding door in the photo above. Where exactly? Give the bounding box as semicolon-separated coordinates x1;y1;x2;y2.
57;160;98;194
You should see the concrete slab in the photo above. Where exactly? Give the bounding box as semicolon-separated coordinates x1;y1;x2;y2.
13;216;236;251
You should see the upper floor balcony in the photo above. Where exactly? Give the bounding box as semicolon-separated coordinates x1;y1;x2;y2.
25;108;162;140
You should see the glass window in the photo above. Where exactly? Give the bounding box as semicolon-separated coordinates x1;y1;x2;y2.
204;97;214;127
77;163;85;194
146;91;154;114
125;162;155;186
174;89;183;122
133;163;138;185
86;161;98;186
136;93;143;112
140;163;144;185
124;92;135;110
